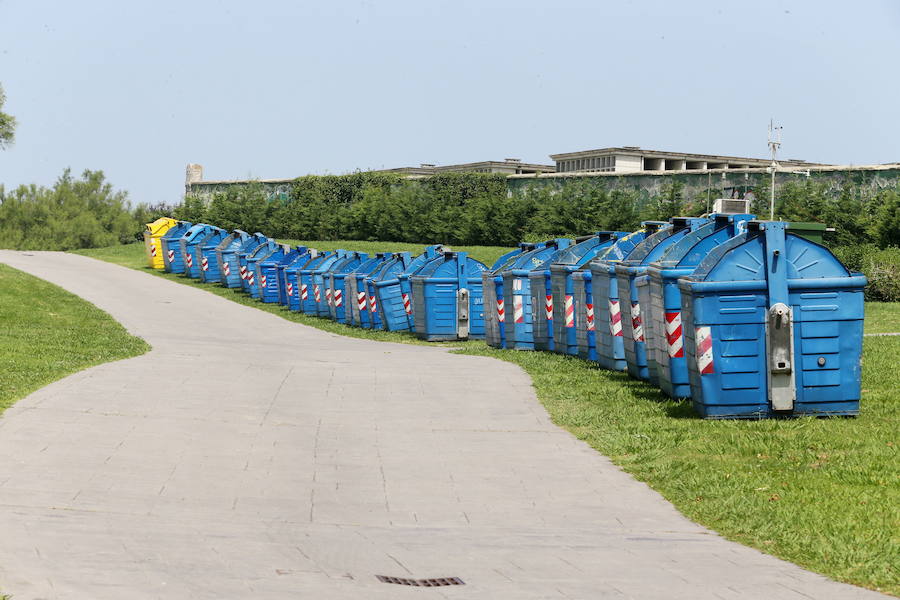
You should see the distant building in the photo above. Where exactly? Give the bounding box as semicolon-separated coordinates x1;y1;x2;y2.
550;146;822;174
374;158;555;176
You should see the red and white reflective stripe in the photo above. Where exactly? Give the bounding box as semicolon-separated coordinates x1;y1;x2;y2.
261;274;267;287
514;296;525;323
186;254;193;268
300;283;308;300
313;284;321;303
287;282;294;297
334;289;343;307
239;265;247;279
586;302;595;331
248;272;255;286
325;288;332;306
609;299;623;336
696;326;714;375
545;295;553;321
631;301;644;342
665;311;684;358
564;294;575;328
402;292;412;315
201;257;209;271
167;249;175;262
223;262;231;276
150;243;157;257
357;291;367;311
369;294;377;313
496;298;505;323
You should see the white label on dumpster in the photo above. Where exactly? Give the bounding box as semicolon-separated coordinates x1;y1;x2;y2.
696;326;714;375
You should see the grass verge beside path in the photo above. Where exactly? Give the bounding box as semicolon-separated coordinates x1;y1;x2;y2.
0;263;149;416
865;302;900;334
76;243;900;596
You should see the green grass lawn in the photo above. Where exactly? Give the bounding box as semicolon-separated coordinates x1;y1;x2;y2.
0;263;149;416
76;242;900;596
865;302;900;334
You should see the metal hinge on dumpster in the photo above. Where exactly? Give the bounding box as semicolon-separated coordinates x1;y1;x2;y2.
766;302;796;411
457;288;470;339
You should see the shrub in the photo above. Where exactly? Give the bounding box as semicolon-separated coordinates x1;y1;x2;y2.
833;244;900;302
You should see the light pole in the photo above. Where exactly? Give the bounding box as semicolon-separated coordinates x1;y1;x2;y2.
767;119;782;220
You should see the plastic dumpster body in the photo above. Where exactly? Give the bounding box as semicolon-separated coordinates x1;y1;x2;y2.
160;221;192;273
616;217;709;381
217;231;262;288
346;254;389;327
296;252;333;314
393;245;444;330
283;251;319;311
411;252;489;341
591;222;668;371
247;243;286;299
197;228;228;284
179;224;216;279
371;252;420;331
309;250;347;317
260;247;307;303
550;232;624;356
324;251;368;322
275;248;311;306
501;239;573;351
365;259;398;330
679;221;866;419
237;237;278;294
143;217;179;269
483;244;545;348
640;214;753;398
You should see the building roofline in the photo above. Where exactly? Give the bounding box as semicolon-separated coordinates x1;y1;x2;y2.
549;146;825;165
508;163;900;179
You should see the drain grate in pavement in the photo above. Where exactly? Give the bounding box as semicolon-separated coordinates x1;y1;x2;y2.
376;575;465;587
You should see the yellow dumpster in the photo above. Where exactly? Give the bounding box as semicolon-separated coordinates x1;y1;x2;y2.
143;217;179;269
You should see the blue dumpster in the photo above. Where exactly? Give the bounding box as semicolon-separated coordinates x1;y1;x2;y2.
639;214;753;398
247;243;286;300
490;243;532;270
483;244;544;349
310;250;347;317
218;231;263;288
411;251;489;341
616;217;709;381
239;239;276;293
550;232;624;356
160;221;192;273
365;259;397;330
282;250;319;311
324;251;368;323
503;239;573;351
197;227;228;284
394;245;445;330
275;247;311;306
345;254;389;328
295;251;334;315
179;224;217;279
260;246;307;303
679;220;866;419
591;222;668;371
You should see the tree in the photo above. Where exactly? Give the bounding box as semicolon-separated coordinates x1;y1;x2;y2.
0;84;17;150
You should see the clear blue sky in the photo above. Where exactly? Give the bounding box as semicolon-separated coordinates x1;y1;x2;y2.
1;0;898;206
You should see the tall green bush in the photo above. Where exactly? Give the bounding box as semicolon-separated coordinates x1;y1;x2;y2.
0;169;139;250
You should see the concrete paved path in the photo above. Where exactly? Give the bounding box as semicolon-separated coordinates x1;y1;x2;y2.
0;251;886;600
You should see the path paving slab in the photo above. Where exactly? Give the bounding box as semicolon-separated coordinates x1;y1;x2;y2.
0;251;888;599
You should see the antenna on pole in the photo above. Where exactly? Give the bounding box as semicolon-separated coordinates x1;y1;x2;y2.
767;119;782;220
